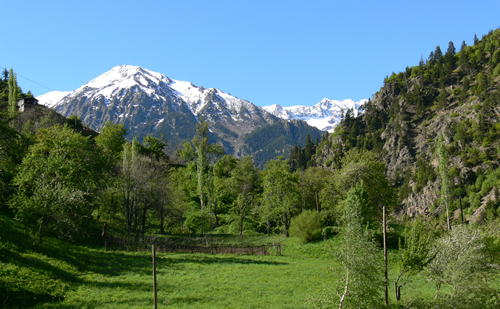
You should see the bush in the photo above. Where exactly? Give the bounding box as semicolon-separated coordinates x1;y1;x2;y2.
289;210;323;244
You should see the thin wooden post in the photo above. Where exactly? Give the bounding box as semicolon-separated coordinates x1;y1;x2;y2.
460;197;464;223
152;244;157;309
383;206;388;306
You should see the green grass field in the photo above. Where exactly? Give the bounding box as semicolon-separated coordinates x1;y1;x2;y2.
1;212;499;308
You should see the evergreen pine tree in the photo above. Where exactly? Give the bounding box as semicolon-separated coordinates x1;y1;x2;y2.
434;46;443;62
304;135;314;166
288;146;296;171
459;41;470;73
446;41;456;57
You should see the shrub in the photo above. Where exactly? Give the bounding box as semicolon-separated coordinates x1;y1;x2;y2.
289;210;323;244
493;64;500;77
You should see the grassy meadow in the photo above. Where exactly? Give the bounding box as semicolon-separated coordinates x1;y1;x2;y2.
1;211;498;308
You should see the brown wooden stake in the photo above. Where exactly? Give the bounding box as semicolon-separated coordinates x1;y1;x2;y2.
152;244;157;309
383;206;388;306
460;197;464;223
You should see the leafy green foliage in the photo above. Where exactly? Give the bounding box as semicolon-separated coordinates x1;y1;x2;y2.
289;209;323;244
330;184;383;308
394;218;434;301
10;124;108;242
320;149;395;226
426;225;498;307
95;121;127;163
260;156;300;237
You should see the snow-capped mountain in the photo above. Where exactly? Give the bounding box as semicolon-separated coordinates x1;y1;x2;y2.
43;65;272;126
36;65;322;165
263;98;368;132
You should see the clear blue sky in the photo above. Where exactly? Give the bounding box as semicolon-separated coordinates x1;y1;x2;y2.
3;0;500;107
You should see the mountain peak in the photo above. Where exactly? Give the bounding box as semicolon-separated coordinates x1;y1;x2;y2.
84;65;171;90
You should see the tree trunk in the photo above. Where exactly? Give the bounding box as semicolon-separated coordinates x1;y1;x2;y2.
284;212;290;237
213;200;219;228
434;282;441;299
208;197;212;233
133;202;139;237
159;215;165;234
240;214;244;238
125;192;132;237
315;191;319;212
101;222;108;238
446;202;451;231
200;190;204;211
394;269;405;301
38;216;45;244
141;206;148;237
301;169;305;211
339;268;349;309
383;206;388;306
394;282;401;301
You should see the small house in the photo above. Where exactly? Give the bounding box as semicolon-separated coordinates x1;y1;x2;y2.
17;97;39;112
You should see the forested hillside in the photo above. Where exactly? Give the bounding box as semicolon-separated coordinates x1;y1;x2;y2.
314;28;500;222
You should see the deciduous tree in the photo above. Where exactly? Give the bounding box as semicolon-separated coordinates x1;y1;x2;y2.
261;156;300;237
11;124;107;242
333;184;383;308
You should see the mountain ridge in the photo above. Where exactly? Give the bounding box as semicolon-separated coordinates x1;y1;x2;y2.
263;98;368;132
36;65;331;165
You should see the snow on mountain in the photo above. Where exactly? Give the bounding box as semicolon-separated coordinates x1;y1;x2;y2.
37;65;259;121
36;91;71;109
37;66;365;134
263;98;368;132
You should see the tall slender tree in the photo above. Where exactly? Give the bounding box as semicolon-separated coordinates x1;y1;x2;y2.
192;116;209;213
7;68;18;115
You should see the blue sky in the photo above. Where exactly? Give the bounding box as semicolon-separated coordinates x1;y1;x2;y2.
3;0;500;107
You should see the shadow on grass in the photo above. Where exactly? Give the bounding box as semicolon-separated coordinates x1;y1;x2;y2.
1;249;87;283
165;296;207;306
0;285;63;309
159;254;288;266
83;278;170;291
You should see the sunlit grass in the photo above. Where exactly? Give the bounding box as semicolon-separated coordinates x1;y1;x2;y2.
49;251;333;308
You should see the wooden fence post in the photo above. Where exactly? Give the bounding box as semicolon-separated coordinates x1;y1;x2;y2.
383;206;388;306
152;244;157;309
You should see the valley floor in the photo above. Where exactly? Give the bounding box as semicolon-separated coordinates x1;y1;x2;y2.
2;212;499;308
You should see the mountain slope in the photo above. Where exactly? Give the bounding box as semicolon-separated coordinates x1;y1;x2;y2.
263;98;367;132
37;65;322;165
315;28;500;220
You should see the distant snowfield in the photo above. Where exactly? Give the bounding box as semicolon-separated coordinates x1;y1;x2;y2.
263;98;368;132
36;65;367;132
